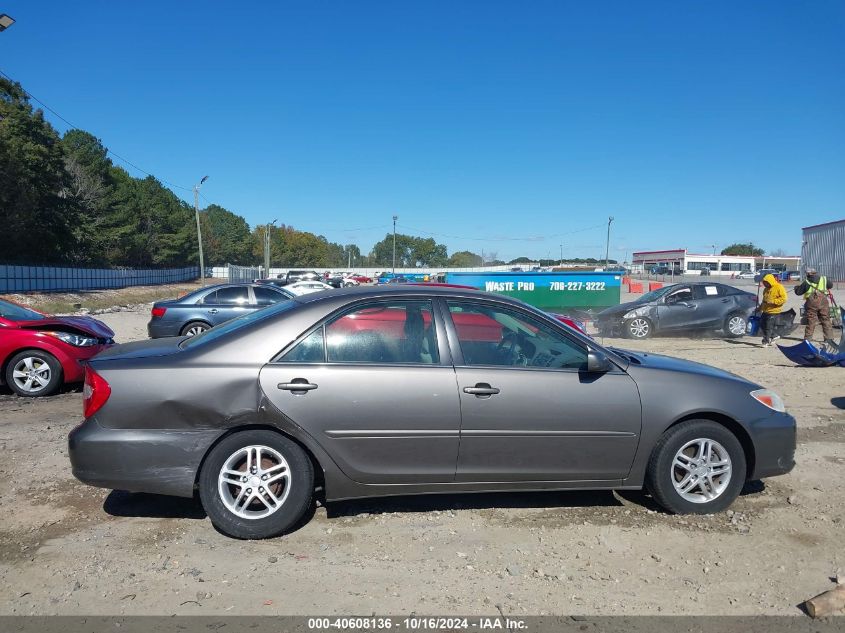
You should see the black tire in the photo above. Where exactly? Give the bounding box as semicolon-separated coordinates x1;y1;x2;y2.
180;321;210;337
4;350;63;397
624;316;653;339
723;312;747;338
646;419;746;515
198;430;314;539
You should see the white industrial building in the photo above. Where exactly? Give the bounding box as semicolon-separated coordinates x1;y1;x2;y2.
802;219;845;282
632;249;802;276
631;249;755;276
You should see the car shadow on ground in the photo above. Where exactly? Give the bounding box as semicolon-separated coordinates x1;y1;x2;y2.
324;489;629;519
103;490;207;520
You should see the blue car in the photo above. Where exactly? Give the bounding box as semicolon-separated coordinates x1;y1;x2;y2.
147;283;295;338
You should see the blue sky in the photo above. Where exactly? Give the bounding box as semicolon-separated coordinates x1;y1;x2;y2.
2;1;843;261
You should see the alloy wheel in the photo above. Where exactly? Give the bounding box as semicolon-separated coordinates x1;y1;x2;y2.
629;318;650;338
11;356;51;394
184;324;208;337
671;438;732;503
727;316;746;336
217;445;292;520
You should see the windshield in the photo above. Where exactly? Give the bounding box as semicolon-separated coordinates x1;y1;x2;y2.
180;299;299;348
638;286;675;303
0;299;46;321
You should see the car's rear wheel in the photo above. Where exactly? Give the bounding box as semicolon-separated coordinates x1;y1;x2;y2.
5;350;63;397
180;321;210;337
625;317;653;339
646;420;746;514
724;312;747;338
199;430;314;539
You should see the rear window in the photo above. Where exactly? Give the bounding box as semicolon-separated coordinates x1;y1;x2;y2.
180;300;298;348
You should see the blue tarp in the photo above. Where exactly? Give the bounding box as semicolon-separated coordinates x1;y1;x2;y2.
777;338;845;368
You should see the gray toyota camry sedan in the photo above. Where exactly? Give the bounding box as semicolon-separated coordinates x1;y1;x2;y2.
69;286;795;539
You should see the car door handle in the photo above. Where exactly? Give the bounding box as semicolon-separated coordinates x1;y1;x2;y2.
278;380;318;392
463;384;500;397
207;308;219;314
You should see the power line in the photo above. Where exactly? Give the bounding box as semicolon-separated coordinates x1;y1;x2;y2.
0;68;193;192
396;221;607;243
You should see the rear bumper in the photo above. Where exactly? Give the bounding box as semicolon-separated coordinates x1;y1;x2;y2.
749;411;796;479
68;418;221;498
146;319;181;339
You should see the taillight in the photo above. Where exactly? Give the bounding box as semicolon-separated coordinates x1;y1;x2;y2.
151;306;167;318
83;367;111;418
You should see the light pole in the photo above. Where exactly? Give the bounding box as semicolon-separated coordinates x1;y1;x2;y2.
0;14;15;31
559;244;563;267
392;215;398;274
604;216;614;269
264;219;277;277
193;176;208;285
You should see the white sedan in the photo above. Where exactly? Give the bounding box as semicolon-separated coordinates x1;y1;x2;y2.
285;280;335;296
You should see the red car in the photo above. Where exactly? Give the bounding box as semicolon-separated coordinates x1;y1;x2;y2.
0;299;114;397
348;274;373;284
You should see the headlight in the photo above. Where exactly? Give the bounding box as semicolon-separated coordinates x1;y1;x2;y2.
750;389;786;413
623;307;648;319
44;331;99;347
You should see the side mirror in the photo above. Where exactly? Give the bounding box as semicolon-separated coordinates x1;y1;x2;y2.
587;350;613;373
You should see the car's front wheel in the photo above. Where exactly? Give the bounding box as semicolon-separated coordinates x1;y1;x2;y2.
646;419;746;514
724;312;748;338
624;317;653;339
199;430;314;539
5;350;63;397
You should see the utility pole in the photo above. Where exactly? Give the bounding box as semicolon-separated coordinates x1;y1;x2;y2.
264;219;276;277
559;244;563;266
604;216;614;269
392;215;398;274
193;176;208;286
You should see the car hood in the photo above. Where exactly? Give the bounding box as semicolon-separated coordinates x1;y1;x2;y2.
91;336;184;361
596;299;653;319
609;347;753;384
16;316;115;339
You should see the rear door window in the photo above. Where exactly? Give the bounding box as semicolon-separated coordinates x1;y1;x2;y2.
324;301;439;364
214;286;250;305
254;286;288;305
692;285;721;300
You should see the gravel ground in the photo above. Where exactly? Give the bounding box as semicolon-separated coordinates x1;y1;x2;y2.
0;296;843;617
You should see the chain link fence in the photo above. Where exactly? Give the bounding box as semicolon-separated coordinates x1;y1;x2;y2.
0;264;199;293
227;264;262;283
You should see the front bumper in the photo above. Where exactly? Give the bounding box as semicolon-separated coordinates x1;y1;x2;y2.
595;317;624;337
69;418;221;498
748;411;796;479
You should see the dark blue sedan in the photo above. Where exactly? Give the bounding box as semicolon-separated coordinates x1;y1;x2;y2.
147;283;295;338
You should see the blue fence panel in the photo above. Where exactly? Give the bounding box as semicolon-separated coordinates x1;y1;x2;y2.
0;264;199;293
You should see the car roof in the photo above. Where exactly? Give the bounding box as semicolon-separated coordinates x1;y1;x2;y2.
292;283;508;305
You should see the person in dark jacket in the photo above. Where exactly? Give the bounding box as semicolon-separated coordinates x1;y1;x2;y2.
794;268;836;347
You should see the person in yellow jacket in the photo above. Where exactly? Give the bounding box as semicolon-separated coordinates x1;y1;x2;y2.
757;273;787;347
